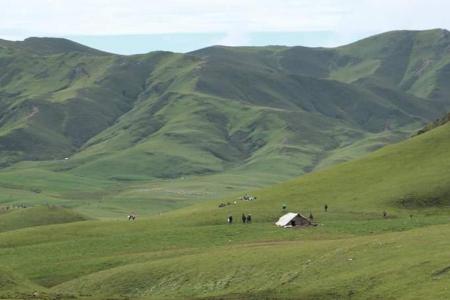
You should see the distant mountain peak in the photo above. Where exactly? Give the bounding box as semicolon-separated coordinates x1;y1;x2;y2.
19;37;110;55
0;29;449;180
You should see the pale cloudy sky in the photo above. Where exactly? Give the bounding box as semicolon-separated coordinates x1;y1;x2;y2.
0;0;449;54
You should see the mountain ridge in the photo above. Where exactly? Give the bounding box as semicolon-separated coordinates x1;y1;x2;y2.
0;29;449;183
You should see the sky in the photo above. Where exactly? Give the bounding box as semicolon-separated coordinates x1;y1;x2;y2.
0;0;449;54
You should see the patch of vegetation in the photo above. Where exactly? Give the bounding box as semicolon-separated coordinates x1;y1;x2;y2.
0;120;449;298
416;112;450;135
0;205;88;232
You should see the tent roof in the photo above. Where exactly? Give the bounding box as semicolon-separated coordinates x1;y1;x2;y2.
276;212;302;226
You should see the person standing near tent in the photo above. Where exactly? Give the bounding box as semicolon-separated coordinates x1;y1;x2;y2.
246;214;252;223
242;213;246;223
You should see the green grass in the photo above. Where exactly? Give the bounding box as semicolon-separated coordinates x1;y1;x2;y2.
0;205;88;232
0;121;450;298
1;29;450;298
51;225;450;299
1;29;449;185
329;59;380;83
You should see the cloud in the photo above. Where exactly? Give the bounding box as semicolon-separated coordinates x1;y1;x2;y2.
0;0;449;42
216;31;251;46
336;0;450;33
0;0;349;37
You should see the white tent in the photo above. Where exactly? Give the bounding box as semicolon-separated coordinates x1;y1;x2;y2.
276;212;312;227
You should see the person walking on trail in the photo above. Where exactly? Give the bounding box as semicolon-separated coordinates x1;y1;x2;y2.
246;214;252;223
242;213;246;223
309;212;314;221
228;215;233;224
324;204;328;212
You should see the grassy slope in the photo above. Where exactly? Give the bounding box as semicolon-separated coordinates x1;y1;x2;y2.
0;29;448;219
1;30;449;182
0;31;450;297
0;267;43;299
0;205;88;233
0;31;445;219
0;121;450;298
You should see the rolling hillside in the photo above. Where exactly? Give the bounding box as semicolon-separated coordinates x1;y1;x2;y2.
0;205;87;232
0;113;450;299
0;29;449;187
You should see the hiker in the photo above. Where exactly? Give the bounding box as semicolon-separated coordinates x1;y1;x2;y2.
246;214;252;223
324;204;328;212
242;213;246;223
228;215;233;224
383;211;387;218
309;212;314;221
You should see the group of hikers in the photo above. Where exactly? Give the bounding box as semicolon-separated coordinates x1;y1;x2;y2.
0;204;28;211
218;201;237;208
227;213;252;224
126;202;395;225
242;213;252;223
241;194;256;201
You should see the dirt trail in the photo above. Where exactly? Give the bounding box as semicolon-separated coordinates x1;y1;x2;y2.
26;106;39;120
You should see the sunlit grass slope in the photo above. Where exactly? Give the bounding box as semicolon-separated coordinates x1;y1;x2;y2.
0;205;87;233
0;121;449;299
1;29;450;187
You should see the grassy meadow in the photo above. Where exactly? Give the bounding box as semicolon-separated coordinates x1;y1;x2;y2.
0;121;450;299
1;28;450;299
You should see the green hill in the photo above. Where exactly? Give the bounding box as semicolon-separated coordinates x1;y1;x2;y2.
0;114;449;298
0;29;450;217
416;112;450;135
0;29;449;186
0;267;44;299
0;205;88;232
0;29;449;299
